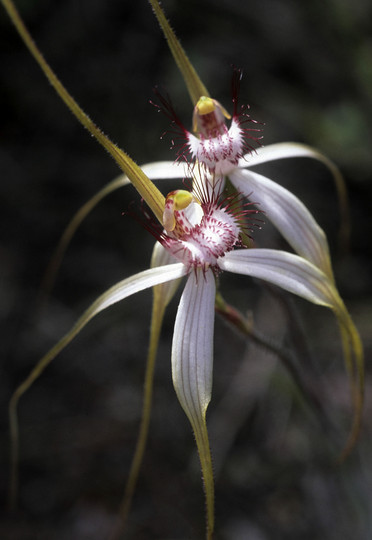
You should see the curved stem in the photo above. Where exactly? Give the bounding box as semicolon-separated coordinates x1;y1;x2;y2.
115;288;167;535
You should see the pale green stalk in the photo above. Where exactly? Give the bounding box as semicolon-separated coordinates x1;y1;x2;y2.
115;287;167;536
115;243;182;532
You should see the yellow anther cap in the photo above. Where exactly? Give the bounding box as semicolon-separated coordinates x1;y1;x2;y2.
196;96;216;116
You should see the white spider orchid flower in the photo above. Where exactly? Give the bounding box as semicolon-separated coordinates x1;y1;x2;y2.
148;0;349;279
146;3;363;488
9;175;357;540
151;72;342;282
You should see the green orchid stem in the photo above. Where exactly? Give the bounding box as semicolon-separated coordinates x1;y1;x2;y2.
215;293;336;437
148;0;210;105
113;287;167;537
1;0;165;223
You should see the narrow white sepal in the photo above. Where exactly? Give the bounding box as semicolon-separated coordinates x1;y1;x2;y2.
140;160;191;180
56;263;187;349
219;249;336;307
238;142;336;168
229;168;333;278
9;263;187;409
172;269;216;426
85;263;186;317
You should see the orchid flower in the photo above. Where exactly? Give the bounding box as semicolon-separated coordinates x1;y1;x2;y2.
7;171;359;540
3;0;363;539
150;74;343;283
147;0;363;468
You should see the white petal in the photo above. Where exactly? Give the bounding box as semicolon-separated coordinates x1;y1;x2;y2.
238;142;350;251
239;142;338;168
219;249;336;307
11;262;187;419
45;264;186;366
172;269;216;426
230;168;333;278
220;247;364;457
141;160;192;180
87;263;186;317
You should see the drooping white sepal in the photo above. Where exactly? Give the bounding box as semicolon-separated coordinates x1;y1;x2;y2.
171;269;216;425
219;248;336;307
229;168;334;279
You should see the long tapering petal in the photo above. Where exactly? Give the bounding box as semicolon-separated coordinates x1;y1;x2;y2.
220;249;364;458
230;168;334;279
15;263;186;400
172;269;216;539
220;249;335;306
9;262;186;508
148;0;210;104
2;0;165;222
239;142;350;249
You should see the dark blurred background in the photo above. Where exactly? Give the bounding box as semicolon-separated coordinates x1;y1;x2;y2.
1;0;371;538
